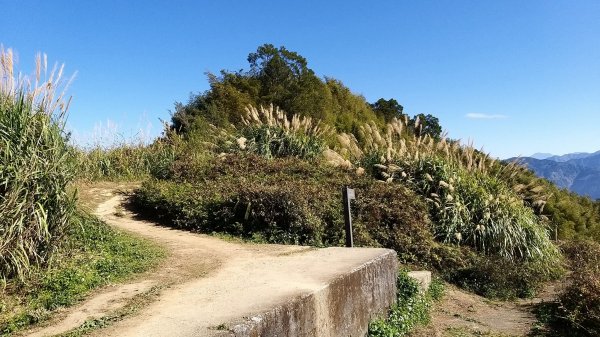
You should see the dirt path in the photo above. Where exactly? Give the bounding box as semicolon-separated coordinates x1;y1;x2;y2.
24;186;390;337
411;282;561;337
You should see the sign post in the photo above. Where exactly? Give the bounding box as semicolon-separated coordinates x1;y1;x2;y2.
342;186;356;247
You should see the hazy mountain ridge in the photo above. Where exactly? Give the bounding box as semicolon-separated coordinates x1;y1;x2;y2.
530;153;554;160
546;151;600;163
508;151;600;199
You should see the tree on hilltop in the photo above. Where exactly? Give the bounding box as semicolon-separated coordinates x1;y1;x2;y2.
370;98;404;122
411;113;442;140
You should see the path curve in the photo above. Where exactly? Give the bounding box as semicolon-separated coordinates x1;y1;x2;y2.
25;188;390;337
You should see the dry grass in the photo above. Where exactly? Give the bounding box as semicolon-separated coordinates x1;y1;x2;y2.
242;104;333;139
332;117;559;269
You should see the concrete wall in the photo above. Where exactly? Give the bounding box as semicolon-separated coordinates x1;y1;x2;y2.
221;249;398;337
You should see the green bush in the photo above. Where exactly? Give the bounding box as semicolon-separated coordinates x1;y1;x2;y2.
242;124;326;159
133;155;347;245
332;118;562;286
372;157;561;271
170;44;384;134
353;183;436;264
445;256;558;299
235;105;333;160
133;155;435;251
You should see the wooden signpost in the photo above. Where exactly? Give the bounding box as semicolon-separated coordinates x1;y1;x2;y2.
342;186;356;247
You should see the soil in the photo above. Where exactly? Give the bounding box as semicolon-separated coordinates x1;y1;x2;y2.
411;282;561;337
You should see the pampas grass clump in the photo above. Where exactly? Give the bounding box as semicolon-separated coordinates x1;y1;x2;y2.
0;46;76;280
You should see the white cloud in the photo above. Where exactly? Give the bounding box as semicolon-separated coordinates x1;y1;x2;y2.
465;113;508;120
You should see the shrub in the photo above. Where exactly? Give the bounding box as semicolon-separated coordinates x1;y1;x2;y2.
353;183;436;264
0;48;76;280
557;240;600;335
445;256;557;299
133;155;435;251
396;158;559;268
133;155;349;245
368;270;444;336
134;153;561;298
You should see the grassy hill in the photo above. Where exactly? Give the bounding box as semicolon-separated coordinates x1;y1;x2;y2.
127;44;600;335
4;43;600;336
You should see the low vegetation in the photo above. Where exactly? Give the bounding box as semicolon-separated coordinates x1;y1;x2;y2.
74;139;176;181
368;270;444;336
0;212;164;334
136;79;562;299
133;155;433;249
557;241;600;336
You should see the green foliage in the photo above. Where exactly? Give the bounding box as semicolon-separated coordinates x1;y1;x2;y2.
353;182;436;265
556;240;600;336
0;212;164;334
133;155;346;245
134;148;561;299
492;161;600;244
171;44;387;135
247;44;331;121
445;256;560;299
370;98;404;122
151;42;598;304
74;138;177;181
133;155;436;252
243;125;325;159
237;105;332;160
530;179;600;242
406;159;558;266
368;270;444;337
369;99;441;139
349;122;560;271
410;113;442;140
326;79;384;132
0;50;77;280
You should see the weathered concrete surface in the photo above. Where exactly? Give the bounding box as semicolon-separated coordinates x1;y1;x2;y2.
408;271;432;293
221;249;398;337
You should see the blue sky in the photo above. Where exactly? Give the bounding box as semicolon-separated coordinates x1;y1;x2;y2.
2;1;599;158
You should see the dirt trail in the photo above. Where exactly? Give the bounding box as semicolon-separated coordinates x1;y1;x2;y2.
412;282;560;337
24;187;389;337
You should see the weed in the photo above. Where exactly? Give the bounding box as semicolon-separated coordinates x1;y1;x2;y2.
368;270;444;336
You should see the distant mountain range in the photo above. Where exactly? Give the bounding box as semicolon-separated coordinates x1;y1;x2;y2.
507;151;600;199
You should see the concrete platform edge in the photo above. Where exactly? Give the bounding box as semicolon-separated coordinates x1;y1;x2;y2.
219;249;398;337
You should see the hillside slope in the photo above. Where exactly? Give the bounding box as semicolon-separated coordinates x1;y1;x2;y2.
509;153;600;199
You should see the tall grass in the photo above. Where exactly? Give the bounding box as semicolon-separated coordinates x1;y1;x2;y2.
334;117;560;269
236;104;332;159
0;47;76;280
75;140;176;181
